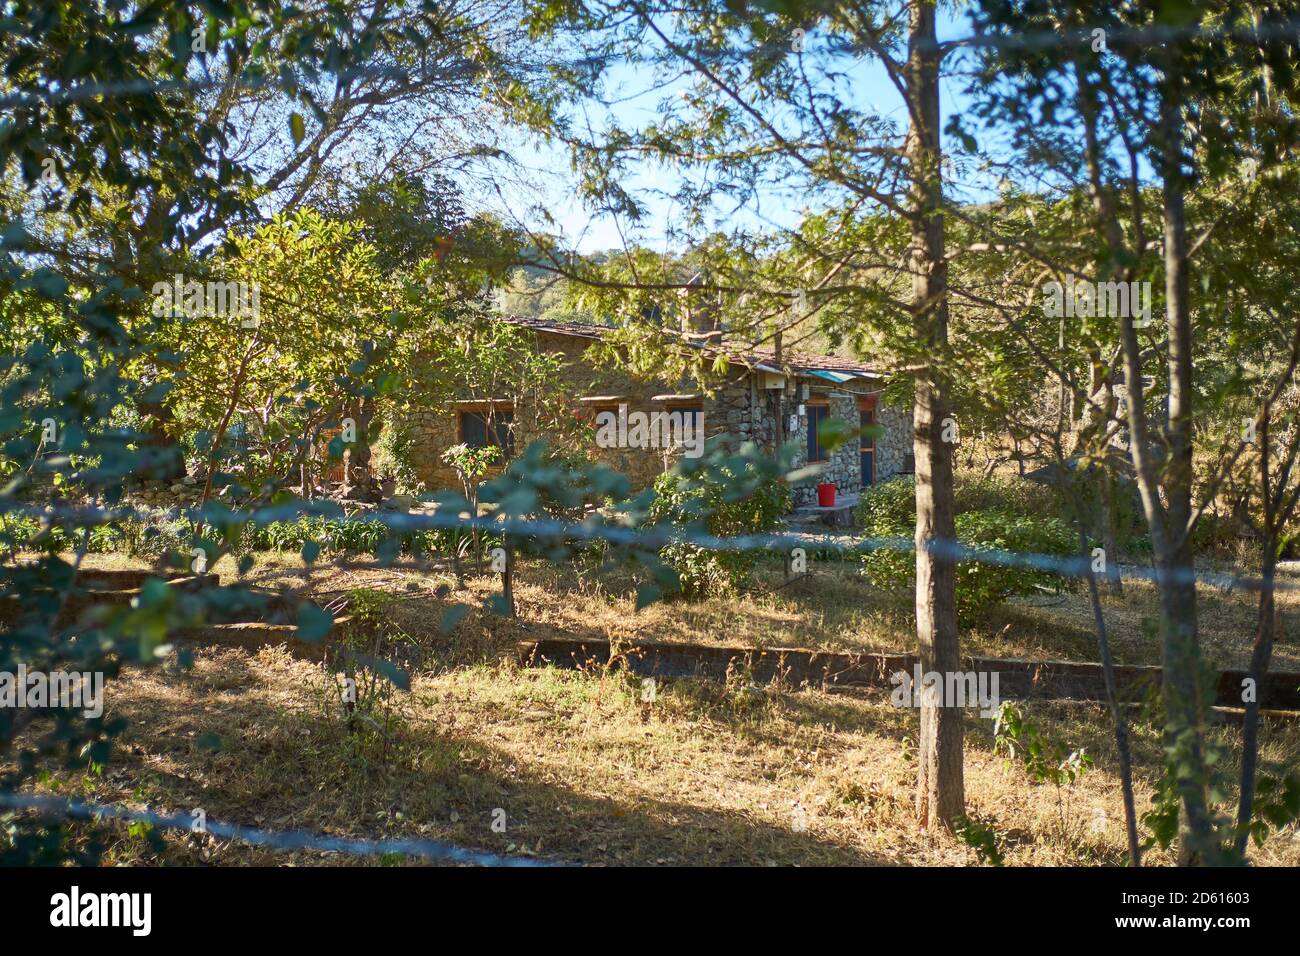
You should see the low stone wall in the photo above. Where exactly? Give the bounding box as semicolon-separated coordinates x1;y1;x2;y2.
126;478;204;510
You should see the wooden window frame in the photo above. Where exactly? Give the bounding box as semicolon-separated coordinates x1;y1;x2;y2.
806;399;832;463
858;400;876;487
664;400;704;420
586;404;621;431
457;401;515;453
579;396;626;424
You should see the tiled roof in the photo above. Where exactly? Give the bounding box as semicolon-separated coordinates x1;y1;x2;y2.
498;314;884;380
501;315;608;340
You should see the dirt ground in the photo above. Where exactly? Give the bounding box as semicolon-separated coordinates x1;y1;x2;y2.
8;551;1300;866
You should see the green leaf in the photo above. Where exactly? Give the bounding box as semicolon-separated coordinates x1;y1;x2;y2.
815;415;855;454
439;603;469;633
296;604;333;642
348;651;410;691
289;112;306;146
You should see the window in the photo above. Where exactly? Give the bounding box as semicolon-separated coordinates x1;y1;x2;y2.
860;406;876;488
459;407;514;453
668;402;704;441
806;403;831;462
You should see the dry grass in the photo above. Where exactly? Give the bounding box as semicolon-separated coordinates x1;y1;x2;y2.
204;549;1295;670
19;645;1300;867
9;550;1300;866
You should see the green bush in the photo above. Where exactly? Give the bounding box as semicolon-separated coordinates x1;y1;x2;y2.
1189;511;1245;558
856;473;1060;529
860;482;1076;622
954;473;1061;516
647;455;791;598
1;512;192;557
371;421;426;495
243;514;447;558
126;514;197;557
3;506;454;563
856;474;919;532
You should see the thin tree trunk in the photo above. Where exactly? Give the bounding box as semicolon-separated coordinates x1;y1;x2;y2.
1157;46;1214;864
906;0;963;831
1074;60;1126;597
1079;526;1142;864
197;341;260;522
1236;410;1277;857
1098;465;1124;596
502;539;516;617
343;394;377;500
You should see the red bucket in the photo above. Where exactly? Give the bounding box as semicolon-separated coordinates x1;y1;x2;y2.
816;482;837;507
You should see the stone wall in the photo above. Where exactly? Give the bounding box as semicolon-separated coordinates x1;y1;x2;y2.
783;390;852;507
874;400;911;482
709;375;761;445
396;331;704;493
778;388;911;507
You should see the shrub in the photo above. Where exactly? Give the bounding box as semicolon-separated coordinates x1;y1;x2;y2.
1;512;196;558
647;452;791;598
242;514;446;558
125;514;197;558
371;421;426;495
952;472;1061;516
860;489;1076;622
1189;510;1247;559
856;473;1060;529
856;475;919;532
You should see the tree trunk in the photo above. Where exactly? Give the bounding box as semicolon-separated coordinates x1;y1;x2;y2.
1098;465;1124;596
1074;61;1126;598
1157;47;1214;863
1079;525;1142;864
343;395;379;501
1236;410;1278;858
502;541;516;618
135;396;187;481
906;0;963;831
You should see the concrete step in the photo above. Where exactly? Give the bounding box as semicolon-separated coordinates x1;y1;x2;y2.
790;493;860;528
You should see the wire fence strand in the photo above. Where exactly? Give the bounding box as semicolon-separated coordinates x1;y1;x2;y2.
0;791;563;867
0;495;1286;595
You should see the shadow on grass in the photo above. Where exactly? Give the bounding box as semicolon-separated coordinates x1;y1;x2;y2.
73;650;893;867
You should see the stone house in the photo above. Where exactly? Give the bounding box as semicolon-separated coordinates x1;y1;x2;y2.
397;315;911;509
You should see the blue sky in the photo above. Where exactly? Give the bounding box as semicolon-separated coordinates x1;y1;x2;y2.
492;6;984;254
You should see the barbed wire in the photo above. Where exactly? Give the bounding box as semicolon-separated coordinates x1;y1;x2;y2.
0;494;1286;595
0;791;563;867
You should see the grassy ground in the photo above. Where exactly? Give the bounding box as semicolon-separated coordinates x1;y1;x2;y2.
214;548;1300;671
9;550;1300;866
